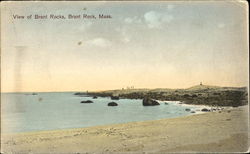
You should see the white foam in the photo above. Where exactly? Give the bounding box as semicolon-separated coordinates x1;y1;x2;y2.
157;100;222;114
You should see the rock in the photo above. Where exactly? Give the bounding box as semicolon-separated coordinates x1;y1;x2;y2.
32;93;37;95
93;96;98;99
232;105;239;108
185;108;191;111
164;102;169;105
74;92;85;95
108;102;118;106
201;108;209;112
81;100;93;103
142;97;160;106
191;111;196;113
111;96;119;100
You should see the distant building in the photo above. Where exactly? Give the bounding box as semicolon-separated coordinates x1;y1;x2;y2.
126;86;134;89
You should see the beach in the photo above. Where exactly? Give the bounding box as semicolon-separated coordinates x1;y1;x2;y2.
1;105;248;153
2;1;248;153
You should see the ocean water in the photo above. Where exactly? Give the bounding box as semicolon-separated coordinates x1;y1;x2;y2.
1;92;198;133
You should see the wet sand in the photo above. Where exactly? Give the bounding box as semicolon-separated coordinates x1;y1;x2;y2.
1;106;249;153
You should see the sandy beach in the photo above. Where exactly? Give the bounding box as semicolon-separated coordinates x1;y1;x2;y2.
1;105;248;153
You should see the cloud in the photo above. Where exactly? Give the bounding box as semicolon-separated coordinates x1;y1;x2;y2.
121;30;131;43
217;23;225;28
144;11;173;29
115;27;131;43
124;16;142;24
87;38;111;47
122;37;130;43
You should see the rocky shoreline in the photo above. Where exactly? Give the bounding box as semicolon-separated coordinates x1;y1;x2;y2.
76;85;248;107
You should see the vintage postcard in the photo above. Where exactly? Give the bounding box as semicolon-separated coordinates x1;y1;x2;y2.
1;0;249;153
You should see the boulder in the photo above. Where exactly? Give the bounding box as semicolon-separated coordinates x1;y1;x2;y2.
185;108;191;111
201;108;209;112
93;96;98;99
191;111;196;113
108;102;118;106
111;96;119;100
165;102;169;105
81;100;93;103
142;98;160;106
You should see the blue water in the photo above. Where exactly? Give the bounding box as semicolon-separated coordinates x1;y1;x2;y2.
1;92;198;133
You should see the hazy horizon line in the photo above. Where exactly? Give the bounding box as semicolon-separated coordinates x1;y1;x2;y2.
1;84;248;93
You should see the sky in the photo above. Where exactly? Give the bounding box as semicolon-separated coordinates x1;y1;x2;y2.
1;1;249;92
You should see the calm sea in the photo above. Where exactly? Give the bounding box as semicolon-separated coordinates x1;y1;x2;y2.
1;92;198;133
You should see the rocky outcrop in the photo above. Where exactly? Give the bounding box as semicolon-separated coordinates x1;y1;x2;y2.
108;102;118;106
111;96;119;100
82;86;248;107
142;98;160;106
74;92;86;95
185;108;191;111
81;100;93;103
201;108;210;112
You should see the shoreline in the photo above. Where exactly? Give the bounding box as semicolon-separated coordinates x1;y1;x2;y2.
157;100;230;115
1;108;208;135
0;109;207;135
86;85;248;107
3;100;221;134
1;105;248;153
